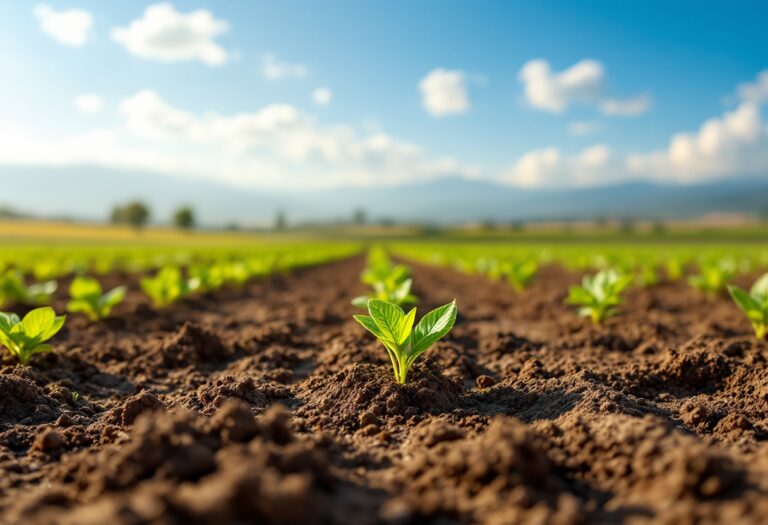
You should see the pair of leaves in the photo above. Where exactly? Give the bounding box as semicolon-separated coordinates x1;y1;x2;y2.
67;276;126;321
0;307;66;365
728;273;768;339
354;299;457;384
567;269;632;324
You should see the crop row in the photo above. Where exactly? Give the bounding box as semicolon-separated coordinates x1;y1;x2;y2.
391;243;768;339
0;243;360;365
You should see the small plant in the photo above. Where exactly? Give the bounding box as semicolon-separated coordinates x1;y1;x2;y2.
67;276;126;321
567;269;633;324
664;257;684;281
188;263;225;293
354;299;457;384
0;270;57;307
505;259;538;292
689;260;734;299
140;266;191;308
353;248;418;308
0;307;66;365
727;273;768;340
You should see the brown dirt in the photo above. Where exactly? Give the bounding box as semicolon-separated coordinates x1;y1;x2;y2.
0;256;767;524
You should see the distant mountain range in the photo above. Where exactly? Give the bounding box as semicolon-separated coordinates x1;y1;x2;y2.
2;165;767;226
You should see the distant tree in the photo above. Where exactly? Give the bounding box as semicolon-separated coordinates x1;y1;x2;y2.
172;207;195;230
352;208;367;225
619;217;636;234
111;201;150;230
652;220;667;235
275;210;287;230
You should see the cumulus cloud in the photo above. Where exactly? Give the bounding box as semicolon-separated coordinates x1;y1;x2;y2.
736;70;768;104
260;53;308;80
628;101;768;181
34;4;92;47
518;59;604;113
419;69;470;117
313;88;332;106
601;93;653;116
503;144;619;187
0;90;477;188
504;70;768;187
74;94;104;114
111;3;229;66
519;59;651;118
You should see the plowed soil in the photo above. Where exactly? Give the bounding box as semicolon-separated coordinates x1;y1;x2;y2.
1;255;767;525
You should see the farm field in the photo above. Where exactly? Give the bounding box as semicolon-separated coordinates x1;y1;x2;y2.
0;236;767;524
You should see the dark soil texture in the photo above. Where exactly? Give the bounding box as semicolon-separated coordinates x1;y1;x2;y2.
1;256;767;524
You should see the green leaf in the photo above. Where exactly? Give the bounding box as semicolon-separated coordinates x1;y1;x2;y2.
728;285;760;313
409;300;457;357
69;276;102;300
353;314;385;339
368;299;407;346
750;273;768;301
21;307;56;340
100;286;126;310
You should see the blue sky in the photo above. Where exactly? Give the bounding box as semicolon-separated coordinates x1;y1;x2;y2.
0;0;766;190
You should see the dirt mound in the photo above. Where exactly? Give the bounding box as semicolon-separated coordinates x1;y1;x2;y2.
385;417;584;525
0;374;61;433
6;402;380;525
196;375;292;414
161;322;232;366
297;360;464;431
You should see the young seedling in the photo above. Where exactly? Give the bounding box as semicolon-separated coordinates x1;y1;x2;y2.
140;266;191;308
567;269;633;324
0;307;66;365
0;270;57;307
505;259;538;292
66;276;126;321
188;263;225;293
353;249;418;308
354;299;457;384
689;260;734;299
727;273;768;340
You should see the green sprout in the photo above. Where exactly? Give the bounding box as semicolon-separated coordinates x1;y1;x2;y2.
140;266;191;308
354;299;457;384
188;263;225;293
353;248;418;308
66;276;126;321
689;260;734;299
0;307;66;365
0;270;57;307
505;259;538;292
567;269;633;324
727;273;768;340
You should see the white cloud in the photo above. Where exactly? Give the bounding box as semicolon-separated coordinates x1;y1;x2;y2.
313;87;332;106
519;59;651;119
736;70;768;104
111;3;229;66
34;4;92;47
503;70;768;187
601;93;652;116
518;59;604;113
568;121;600;136
503;144;619;187
74;94;104;114
261;53;308;80
0;90;477;189
628;101;768;182
419;69;470;117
